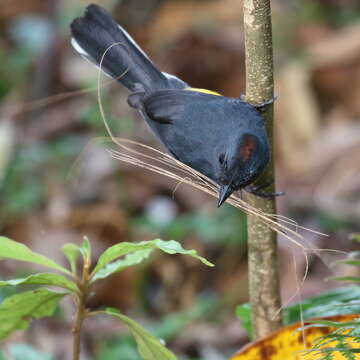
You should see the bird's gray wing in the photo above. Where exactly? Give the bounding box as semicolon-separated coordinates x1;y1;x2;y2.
141;89;223;125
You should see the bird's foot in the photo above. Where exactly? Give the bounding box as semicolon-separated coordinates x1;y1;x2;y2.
253;96;278;112
239;95;277;112
244;182;284;199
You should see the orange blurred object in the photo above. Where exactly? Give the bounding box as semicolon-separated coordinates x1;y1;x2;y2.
230;314;360;360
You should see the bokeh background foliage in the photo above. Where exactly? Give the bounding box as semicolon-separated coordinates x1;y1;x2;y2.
0;0;360;359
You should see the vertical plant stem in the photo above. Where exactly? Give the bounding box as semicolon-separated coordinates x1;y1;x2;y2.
72;256;91;360
72;295;86;360
243;0;283;338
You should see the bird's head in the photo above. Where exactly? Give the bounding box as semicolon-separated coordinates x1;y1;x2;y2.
216;133;269;207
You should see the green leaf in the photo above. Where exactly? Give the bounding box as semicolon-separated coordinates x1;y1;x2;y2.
237;286;360;338
104;308;177;360
80;236;91;261
62;243;81;274
336;259;360;267
0;273;78;292
0;288;66;339
151;239;213;267
9;343;53;360
93;241;156;274
96;298;216;360
0;237;70;275
93;239;214;275
236;303;253;339
284;286;360;324
92;248;153;282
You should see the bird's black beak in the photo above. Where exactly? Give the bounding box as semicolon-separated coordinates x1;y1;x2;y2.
217;184;233;208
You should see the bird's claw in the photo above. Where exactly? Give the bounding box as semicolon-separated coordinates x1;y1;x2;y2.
239;95;277;112
244;183;284;199
253;96;278;112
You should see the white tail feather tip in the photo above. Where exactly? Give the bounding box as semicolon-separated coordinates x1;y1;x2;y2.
71;38;89;57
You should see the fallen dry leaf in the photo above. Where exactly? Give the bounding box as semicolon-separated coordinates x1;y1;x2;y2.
230;314;360;360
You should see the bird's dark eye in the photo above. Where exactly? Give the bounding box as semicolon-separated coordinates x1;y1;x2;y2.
219;154;225;164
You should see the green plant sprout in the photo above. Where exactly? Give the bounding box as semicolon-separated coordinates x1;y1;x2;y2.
0;236;214;360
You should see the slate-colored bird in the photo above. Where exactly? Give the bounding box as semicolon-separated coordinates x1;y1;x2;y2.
71;4;273;207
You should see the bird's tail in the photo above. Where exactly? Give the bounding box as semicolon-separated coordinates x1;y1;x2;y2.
70;4;170;92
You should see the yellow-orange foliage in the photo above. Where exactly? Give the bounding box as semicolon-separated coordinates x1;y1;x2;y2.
230;315;360;360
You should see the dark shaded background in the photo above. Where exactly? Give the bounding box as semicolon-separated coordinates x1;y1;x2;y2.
0;0;360;359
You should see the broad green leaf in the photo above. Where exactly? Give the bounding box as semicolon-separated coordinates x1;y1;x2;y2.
93;239;214;275
0;237;70;275
237;286;360;338
284;286;360;324
80;236;91;261
93;241;156;273
92;248;153;282
0;273;78;292
105;308;177;360
9;343;53;360
151;239;213;267
62;243;81;274
0;288;66;339
96;298;215;360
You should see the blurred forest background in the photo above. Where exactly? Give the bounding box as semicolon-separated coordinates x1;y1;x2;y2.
1;0;360;359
